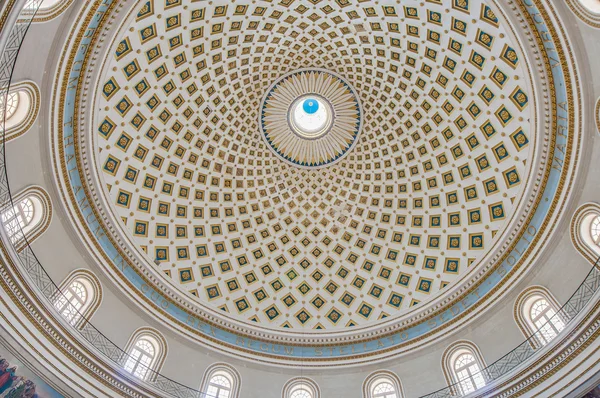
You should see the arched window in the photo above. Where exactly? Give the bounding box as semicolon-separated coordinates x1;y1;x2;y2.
570;203;600;265
52;269;102;328
515;286;566;348
442;341;487;396
565;0;600;27
372;382;396;398
2;197;34;241
200;363;241;398
530;299;565;344
0;186;51;251
591;216;600;245
23;0;74;22
579;0;600;13
124;338;156;379
282;377;320;398
454;353;485;395
123;328;167;381
0;81;39;142
207;373;231;397
0;93;19;121
363;371;404;398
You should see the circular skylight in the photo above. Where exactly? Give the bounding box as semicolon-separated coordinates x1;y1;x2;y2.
260;69;362;168
289;96;332;139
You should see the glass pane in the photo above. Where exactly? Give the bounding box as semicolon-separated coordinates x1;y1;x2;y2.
455;353;485;395
591;216;600;244
123;338;156;379
373;381;397;398
210;375;231;388
530;299;550;320
1;198;35;242
290;388;312;398
0;92;19;120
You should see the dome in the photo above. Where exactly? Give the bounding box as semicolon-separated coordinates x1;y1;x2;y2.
93;0;534;333
0;0;599;397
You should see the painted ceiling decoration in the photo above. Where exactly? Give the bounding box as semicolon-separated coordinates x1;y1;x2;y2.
51;0;578;365
95;0;532;329
260;69;362;168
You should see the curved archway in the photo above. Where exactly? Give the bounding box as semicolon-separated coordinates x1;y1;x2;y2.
363;370;404;398
1;185;52;251
0;81;40;142
122;327;168;382
52;269;102;329
23;0;75;23
571;203;600;265
282;377;320;398
442;340;487;396
565;0;600;27
199;363;242;398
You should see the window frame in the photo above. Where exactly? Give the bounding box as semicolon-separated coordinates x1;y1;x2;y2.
0;186;51;251
571;203;600;265
514;286;566;348
282;377;320;398
363;371;404;398
441;341;487;396
199;363;241;398
123;328;168;382
0;81;40;142
52;269;102;329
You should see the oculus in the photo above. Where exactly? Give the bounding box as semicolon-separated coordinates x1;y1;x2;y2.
260;69;362;168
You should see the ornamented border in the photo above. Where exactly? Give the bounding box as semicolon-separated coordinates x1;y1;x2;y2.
0;80;40;143
50;0;579;365
259;68;362;168
564;0;600;28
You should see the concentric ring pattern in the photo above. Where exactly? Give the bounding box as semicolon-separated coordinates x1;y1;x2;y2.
95;0;533;330
260;69;362;168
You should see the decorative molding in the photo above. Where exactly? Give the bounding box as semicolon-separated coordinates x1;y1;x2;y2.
565;0;600;28
570;202;600;265
0;242;158;398
0;80;40;143
19;0;75;23
44;0;583;366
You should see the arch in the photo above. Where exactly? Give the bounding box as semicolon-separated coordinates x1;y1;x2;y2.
282;377;320;398
122;327;168;381
570;203;600;265
199;363;242;398
363;370;404;398
23;0;75;23
514;286;566;349
565;0;600;27
52;269;102;329
0;81;40;142
442;340;487;396
0;185;52;251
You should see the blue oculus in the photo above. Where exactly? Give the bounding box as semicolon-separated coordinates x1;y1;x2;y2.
302;98;319;114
